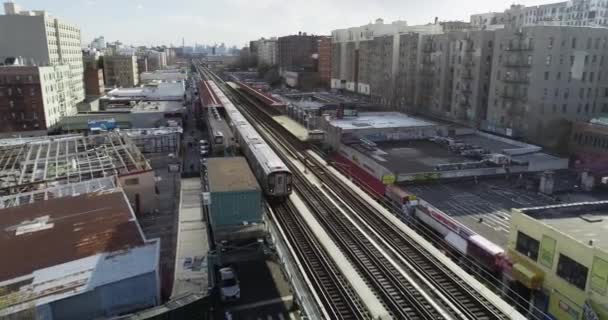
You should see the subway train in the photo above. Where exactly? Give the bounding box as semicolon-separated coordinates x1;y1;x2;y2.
206;80;293;199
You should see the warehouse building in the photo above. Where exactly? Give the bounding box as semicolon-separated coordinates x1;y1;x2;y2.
0;181;161;319
100;82;185;108
508;202;608;320
206;157;263;245
59;100;185;131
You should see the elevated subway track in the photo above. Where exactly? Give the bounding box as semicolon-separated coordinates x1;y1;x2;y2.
194;62;370;320
196;62;520;320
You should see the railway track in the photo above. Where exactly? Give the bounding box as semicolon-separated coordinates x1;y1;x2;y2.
273;202;370;320
196;63;513;320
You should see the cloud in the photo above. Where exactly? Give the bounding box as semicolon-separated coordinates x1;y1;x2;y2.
136;3;143;9
85;0;96;5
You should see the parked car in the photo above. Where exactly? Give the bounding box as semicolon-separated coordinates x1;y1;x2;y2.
219;267;240;302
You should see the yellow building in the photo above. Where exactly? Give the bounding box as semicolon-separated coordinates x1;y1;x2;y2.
508;202;608;320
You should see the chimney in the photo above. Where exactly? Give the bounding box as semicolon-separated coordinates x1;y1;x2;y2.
298;31;302;36
435;17;439;25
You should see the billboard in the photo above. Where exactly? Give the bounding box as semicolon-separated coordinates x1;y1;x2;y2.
88;118;117;131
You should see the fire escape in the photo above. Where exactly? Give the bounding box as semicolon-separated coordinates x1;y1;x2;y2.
500;30;532;133
418;37;435;111
458;35;476;122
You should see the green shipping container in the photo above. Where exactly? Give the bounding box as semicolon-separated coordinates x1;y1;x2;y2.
209;190;262;227
206;157;262;228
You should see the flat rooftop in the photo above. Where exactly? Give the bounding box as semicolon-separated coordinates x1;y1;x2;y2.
131;100;185;113
521;202;608;251
105;82;184;100
207;157;259;193
0;190;146;282
365;140;474;174
330;112;437;130
405;176;608;248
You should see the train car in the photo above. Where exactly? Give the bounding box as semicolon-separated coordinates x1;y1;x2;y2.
385;184;419;217
207;80;292;199
205;106;234;156
412;201;507;273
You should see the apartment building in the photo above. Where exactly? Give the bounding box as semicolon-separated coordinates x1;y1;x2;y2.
331;19;442;105
104;55;139;88
485;26;608;148
474;0;608;29
0;2;84;115
83;53;104;97
277;33;321;72
317;37;332;87
257;38;278;66
0;65;73;133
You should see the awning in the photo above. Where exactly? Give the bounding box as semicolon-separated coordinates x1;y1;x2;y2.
512;262;544;289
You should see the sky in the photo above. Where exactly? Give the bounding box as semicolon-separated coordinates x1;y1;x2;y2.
10;0;560;48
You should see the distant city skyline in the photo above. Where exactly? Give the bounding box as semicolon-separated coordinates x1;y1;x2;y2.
10;0;561;47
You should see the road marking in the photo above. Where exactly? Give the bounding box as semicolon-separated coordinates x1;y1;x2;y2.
229;295;293;312
278;314;285;320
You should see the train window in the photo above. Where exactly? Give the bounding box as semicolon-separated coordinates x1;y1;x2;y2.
557;254;588;291
515;231;539;261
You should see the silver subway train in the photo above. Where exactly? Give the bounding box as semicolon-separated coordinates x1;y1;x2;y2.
206;80;293;199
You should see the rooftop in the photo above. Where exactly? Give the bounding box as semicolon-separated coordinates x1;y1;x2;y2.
207;157;259;193
105;82;184;101
330;112;437;130
0;190;147;282
0;133;151;195
521;201;608;251
366;140;474;174
131;100;185;113
405;175;608;248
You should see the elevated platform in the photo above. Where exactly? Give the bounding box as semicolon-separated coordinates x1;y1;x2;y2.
172;178;209;299
198;80;222;109
273;115;310;142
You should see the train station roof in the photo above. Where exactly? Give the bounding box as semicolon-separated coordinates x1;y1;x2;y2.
329;112;437;130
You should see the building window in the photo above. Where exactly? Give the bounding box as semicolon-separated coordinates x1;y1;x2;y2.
546;55;552;65
570;55;575;66
585;55;590;65
572;37;577;49
557;72;561;80
557;254;588;290
562;104;568;113
516;231;540;261
544;72;550;80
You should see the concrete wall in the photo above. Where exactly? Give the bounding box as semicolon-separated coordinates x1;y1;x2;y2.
118;170;158;215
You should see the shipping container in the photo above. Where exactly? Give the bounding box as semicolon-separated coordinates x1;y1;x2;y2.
207;157;262;228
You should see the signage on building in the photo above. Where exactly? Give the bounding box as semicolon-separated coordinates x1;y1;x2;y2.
88;118;117;131
381;174;396;185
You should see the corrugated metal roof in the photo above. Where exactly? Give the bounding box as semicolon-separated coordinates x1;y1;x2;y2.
207;157;259;193
0;190;146;282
